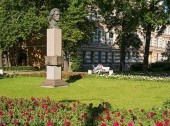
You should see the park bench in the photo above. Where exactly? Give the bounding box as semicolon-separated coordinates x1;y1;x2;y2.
88;65;113;75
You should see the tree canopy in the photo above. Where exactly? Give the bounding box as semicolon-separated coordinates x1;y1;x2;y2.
60;0;95;54
93;0;142;71
137;0;170;72
0;0;94;52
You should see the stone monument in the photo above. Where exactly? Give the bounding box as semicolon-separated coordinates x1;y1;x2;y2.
42;8;68;87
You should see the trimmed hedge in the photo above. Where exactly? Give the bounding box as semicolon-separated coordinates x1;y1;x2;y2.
150;62;170;72
130;62;170;72
130;62;143;71
0;66;34;71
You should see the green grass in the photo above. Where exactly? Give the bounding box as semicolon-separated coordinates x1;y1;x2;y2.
0;76;169;109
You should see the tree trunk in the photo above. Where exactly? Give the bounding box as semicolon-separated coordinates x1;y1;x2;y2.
120;38;126;72
0;49;2;67
143;24;152;72
64;60;69;71
63;51;70;71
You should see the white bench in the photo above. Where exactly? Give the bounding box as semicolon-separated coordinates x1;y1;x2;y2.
88;66;113;75
100;67;113;75
100;67;110;73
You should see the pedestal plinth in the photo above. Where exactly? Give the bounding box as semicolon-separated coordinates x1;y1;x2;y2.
42;28;68;87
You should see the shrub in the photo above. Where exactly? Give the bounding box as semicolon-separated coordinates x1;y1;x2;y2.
130;62;143;71
0;66;34;71
70;55;82;72
150;62;170;72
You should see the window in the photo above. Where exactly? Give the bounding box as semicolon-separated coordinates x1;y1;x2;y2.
101;52;106;63
93;27;106;43
83;51;91;63
92;51;99;63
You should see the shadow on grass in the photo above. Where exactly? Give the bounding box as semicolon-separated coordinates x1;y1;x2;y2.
65;74;84;84
59;99;78;103
59;99;110;126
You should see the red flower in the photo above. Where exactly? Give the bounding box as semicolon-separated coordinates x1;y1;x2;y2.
34;101;39;106
113;122;119;126
26;108;30;112
120;119;124;123
8;110;13;116
21;112;26;118
101;123;107;126
64;121;71;126
0;110;3;116
0;122;5;126
148;112;155;118
31;97;36;101
98;115;104;121
115;113;121;117
46;109;51;114
106;114;110;121
13;119;19;125
29;115;34;120
52;107;57;113
42;104;48;109
164;119;170;126
46;120;54;126
155;121;163;126
128;122;134;126
59;103;65;108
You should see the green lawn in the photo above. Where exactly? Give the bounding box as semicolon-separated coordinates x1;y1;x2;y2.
0;76;169;109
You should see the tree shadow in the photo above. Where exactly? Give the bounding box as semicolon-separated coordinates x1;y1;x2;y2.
58;98;110;126
65;74;84;84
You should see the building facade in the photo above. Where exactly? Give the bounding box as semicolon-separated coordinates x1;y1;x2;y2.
80;25;170;71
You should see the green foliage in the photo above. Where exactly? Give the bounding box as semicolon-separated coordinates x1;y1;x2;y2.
70;55;82;72
163;100;170;109
131;62;170;72
60;0;95;54
94;0;142;71
137;0;170;72
0;0;50;51
0;66;34;71
130;62;143;71
150;62;170;72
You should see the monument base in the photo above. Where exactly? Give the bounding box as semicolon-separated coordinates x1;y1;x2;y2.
42;80;68;88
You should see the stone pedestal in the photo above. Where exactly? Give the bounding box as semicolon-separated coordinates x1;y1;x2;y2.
42;28;68;87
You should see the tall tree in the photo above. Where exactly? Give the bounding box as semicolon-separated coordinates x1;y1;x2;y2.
137;0;170;72
93;0;142;71
60;0;95;71
0;0;94;69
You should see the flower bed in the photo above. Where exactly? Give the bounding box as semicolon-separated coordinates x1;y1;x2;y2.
92;74;170;82
0;97;170;126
